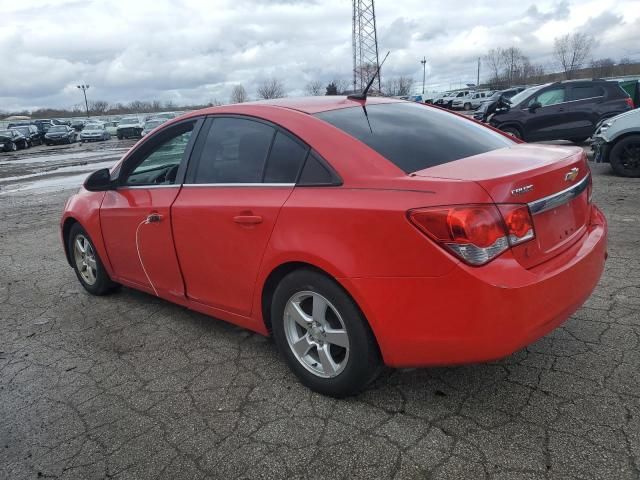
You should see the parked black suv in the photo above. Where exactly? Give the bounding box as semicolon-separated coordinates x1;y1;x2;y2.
488;80;633;142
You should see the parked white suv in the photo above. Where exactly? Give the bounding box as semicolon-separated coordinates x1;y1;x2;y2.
452;90;494;110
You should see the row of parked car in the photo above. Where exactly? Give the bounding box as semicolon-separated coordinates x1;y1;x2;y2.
0;113;177;152
405;79;639;177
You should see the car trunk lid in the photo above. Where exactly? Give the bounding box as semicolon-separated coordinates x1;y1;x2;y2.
412;144;591;268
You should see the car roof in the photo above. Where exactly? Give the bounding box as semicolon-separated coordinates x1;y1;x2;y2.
201;96;404;115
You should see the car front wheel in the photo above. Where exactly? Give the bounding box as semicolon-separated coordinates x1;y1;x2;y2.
501;126;522;139
271;269;381;397
610;134;640;178
68;223;119;295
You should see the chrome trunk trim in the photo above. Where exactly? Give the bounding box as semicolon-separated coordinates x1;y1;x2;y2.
528;174;590;215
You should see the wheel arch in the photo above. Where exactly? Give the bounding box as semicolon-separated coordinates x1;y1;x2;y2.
62;217;80;266
259;261;383;359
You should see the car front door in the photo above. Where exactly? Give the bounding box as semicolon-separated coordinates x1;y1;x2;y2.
100;118;202;298
171;116;309;317
522;86;571;141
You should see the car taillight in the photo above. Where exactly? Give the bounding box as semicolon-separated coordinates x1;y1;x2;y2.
497;205;535;245
625;97;634;108
408;204;535;266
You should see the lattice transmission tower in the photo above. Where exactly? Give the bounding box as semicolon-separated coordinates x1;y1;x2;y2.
352;0;381;93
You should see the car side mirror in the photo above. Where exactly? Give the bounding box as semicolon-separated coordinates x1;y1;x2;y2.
84;168;113;191
529;101;542;113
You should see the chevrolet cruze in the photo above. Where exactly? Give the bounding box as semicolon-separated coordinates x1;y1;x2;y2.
61;97;607;397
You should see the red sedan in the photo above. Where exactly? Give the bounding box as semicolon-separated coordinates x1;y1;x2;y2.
61;97;607;397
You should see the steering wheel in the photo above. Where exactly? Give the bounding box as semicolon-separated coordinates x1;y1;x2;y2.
150;164;179;184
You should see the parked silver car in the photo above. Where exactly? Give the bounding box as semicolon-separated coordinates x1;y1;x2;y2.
80;123;111;142
592;108;640;177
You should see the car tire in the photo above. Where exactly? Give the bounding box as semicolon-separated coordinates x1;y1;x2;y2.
117;135;123;140
68;223;119;296
609;134;640;178
501;126;522;140
271;269;382;397
463;102;471;111
10;142;17;151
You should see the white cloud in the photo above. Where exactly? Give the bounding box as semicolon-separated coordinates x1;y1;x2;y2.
0;0;637;111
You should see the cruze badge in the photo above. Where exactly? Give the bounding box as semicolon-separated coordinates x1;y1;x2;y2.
565;167;579;182
511;184;534;196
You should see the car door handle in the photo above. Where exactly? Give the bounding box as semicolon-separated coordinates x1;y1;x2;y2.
233;215;263;225
146;213;162;223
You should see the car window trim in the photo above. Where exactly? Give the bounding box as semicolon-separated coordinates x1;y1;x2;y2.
115;116;204;188
520;96;604;110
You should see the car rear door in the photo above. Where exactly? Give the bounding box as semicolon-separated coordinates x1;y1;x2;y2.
171;116;309;317
566;83;605;140
523;86;572;141
100;118;202;298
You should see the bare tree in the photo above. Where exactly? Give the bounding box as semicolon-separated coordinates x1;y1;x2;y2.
501;47;527;86
335;79;351;94
257;78;286;99
384;76;414;96
554;32;594;79
618;57;632;76
89;100;109;114
591;58;615;78
484;48;504;86
305;80;324;96
230;84;248;103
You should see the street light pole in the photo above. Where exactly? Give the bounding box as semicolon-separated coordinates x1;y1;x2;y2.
476;57;480;88
420;56;427;94
77;84;90;118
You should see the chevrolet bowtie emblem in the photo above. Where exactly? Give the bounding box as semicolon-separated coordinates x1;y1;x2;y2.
564;167;579;182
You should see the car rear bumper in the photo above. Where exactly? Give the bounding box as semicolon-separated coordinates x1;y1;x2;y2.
344;205;607;367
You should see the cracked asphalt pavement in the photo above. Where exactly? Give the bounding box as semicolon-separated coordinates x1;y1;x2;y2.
0;144;639;479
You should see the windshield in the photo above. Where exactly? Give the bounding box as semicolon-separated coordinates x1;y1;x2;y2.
316;102;513;173
508;84;548;106
14;127;30;134
49;126;66;133
120;118;139;125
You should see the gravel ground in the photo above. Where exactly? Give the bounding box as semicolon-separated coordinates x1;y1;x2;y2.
0;142;639;479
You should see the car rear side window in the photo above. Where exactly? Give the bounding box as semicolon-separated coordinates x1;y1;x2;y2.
192;118;275;184
315;102;513;173
263;132;309;183
571;85;604;100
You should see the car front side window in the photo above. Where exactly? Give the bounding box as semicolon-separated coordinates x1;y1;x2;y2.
123;122;195;187
533;88;566;107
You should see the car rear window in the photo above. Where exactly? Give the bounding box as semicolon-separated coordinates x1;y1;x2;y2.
315;102;513;173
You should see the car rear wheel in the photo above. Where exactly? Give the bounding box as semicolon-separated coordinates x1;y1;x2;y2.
610;135;640;178
501;126;522;139
10;142;17;151
271;269;382;397
68;223;119;295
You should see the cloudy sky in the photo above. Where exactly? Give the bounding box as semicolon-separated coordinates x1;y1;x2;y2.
1;0;639;112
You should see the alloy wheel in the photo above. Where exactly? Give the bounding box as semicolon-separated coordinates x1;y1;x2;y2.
283;291;350;378
619;142;640;172
73;234;98;285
